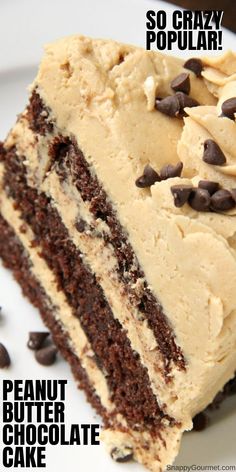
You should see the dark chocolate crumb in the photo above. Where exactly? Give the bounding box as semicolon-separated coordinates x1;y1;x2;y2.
203;139;226;166
189;188;211;212
221;97;236;120
155;95;180;117
135;164;160;188
171;73;190;95
27;332;49;350
35;345;57;366
211;189;235;212
160;162;183;180
0;343;11;368
171;185;192;207
110;446;134;463
184;58;203;78
192;412;209;431
198;180;220;195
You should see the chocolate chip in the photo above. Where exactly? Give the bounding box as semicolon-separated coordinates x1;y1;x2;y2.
184;58;203;78
110;446;133;463
155;95;180;117
189;188;211;212
135;164;160;188
192;412;209;431
35;345;57;366
75;219;86;233
211;189;235;212
171;73;190;95
198;180;220;195
160;162;183;180
203;139;226;166
231;188;236;202
221;97;236;120
175;92;199;112
0;343;11;368
27;332;49;350
171;185;192;207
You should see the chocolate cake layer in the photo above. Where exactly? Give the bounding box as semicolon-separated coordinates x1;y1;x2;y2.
26;91;186;375
1;145;174;431
0;213;106;422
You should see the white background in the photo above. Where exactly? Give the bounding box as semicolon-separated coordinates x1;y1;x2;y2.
0;1;235;471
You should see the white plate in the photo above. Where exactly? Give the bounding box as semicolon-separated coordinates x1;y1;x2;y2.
0;1;235;471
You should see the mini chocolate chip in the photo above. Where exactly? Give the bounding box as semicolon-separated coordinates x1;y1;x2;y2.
0;343;11;368
155;95;180;117
211;189;235;212
175;92;199;112
231;188;236;202
160;162;183;180
184;58;203;78
110;447;133;463
171;185;192;207
189;188;211;212
27;332;49;350
35;345;57;366
171;73;190;95
75;219;86;233
135;164;160;188
198;180;220;196
221;97;236;120
192;412;209;431
203;139;226;166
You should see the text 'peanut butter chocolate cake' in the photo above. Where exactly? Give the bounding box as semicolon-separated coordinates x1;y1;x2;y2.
0;35;236;471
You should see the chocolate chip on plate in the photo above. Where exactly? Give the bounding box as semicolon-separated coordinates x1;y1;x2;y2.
184;58;203;78
171;73;190;95
27;331;49;350
35;345;58;366
221;97;236;120
203;139;226;166
0;343;11;368
175;92;199;112
155;95;180;117
160;161;183;180
198;180;220;196
192;412;209;432
135;164;160;188
189;188;211;212
110;446;134;463
211;189;235;212
171;185;192;207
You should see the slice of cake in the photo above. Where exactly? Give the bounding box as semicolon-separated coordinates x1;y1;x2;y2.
1;36;236;471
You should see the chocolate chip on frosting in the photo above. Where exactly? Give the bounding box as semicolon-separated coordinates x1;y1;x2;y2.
231;188;236;202
155;95;180;117
110;446;134;463
198;180;220;195
171;185;192;207
203;139;226;166
0;343;11;368
160;161;183;180
184;58;203;78
175;92;199;111
27;331;49;350
35;345;58;366
189;188;211;212
211;189;235;212
135;164;160;188
221;97;236;120
171;73;190;95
